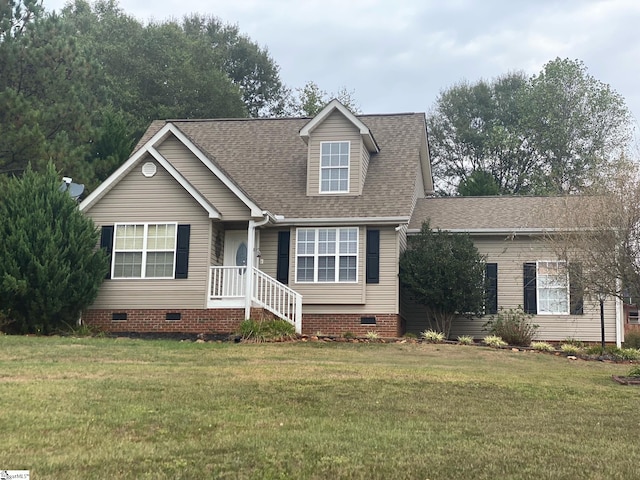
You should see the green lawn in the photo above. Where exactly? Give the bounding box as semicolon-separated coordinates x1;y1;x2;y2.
1;336;639;479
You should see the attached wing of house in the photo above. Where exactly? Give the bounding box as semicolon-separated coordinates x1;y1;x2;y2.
80;100;433;336
405;196;624;346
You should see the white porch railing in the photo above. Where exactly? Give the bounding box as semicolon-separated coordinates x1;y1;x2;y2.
209;266;302;333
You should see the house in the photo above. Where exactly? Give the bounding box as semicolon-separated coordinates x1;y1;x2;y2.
79;100;623;344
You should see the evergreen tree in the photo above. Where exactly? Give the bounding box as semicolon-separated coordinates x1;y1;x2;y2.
399;222;486;338
0;163;109;334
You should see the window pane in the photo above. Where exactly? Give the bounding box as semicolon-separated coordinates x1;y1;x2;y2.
297;229;315;255
339;228;358;254
146;252;174;278
115;224;144;250
318;256;335;282
147;224;175;250
339;256;356;281
318;229;336;254
297;257;315;282
113;252;142;278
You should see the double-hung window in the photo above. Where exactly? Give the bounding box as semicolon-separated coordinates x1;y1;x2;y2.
113;223;177;279
537;261;569;314
320;141;350;193
296;227;358;282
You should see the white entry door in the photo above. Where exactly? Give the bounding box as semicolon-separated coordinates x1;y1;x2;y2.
223;230;248;297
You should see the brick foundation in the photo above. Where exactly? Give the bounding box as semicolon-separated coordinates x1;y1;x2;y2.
302;313;400;337
82;308;255;334
82;309;401;337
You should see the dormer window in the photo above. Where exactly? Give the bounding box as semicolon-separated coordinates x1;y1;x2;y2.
320;141;350;193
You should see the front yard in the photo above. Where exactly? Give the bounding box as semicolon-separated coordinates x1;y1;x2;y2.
1;336;639;479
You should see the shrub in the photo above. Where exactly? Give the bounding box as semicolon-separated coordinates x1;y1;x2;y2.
484;307;538;346
623;330;640;350
365;331;380;340
403;332;417;339
628;365;640;377
457;335;474;345
563;337;584;348
532;341;556;352
0;164;109;334
483;335;507;348
343;331;355;340
617;348;640;361
421;329;445;343
237;318;296;342
560;343;582;355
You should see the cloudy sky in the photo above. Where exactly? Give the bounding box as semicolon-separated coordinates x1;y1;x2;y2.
45;0;640;128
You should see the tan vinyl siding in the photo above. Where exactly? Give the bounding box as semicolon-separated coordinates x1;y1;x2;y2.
157;136;251;221
359;227;399;314
210;222;224;266
403;235;618;341
257;228;280;277
306;110;363;196
413;163;425;211
361;146;370;192
86;160;210;309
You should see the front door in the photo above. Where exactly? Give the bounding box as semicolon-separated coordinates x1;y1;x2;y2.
223;230;248;296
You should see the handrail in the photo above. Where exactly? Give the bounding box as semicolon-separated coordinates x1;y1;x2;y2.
252;267;302;334
208;266;302;334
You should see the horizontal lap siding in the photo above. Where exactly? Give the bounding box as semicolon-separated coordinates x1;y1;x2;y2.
157;136;250;221
361;227;399;314
258;228;279;277
85;160;210;309
306;111;363;196
403;235;618;342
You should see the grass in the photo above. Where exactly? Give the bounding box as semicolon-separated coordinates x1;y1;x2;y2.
1;336;640;479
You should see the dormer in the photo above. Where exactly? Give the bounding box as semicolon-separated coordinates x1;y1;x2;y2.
300;99;379;196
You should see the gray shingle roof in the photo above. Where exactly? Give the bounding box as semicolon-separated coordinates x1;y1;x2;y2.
136;113;427;220
409;196;583;232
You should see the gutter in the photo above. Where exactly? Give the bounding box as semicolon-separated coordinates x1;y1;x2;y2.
271;216;410;227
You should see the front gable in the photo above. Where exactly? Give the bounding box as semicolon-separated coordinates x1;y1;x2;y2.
80;123;264;220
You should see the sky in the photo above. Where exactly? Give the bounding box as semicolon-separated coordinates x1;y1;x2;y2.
44;0;640;129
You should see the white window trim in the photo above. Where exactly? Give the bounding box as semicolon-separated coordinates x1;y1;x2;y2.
536;260;570;315
319;141;350;194
295;227;359;283
112;222;178;280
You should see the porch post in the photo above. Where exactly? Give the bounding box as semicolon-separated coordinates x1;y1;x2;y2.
245;220;256;320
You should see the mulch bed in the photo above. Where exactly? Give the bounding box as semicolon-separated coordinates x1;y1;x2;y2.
612;375;640;385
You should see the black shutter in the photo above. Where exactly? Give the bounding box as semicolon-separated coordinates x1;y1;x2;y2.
100;225;114;279
276;231;290;284
523;262;537;314
569;263;584;315
366;229;380;284
175;224;190;279
485;263;498;314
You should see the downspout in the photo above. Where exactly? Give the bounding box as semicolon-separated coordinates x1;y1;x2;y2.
244;213;271;319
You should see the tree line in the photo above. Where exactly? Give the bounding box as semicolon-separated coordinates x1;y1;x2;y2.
0;0;357;189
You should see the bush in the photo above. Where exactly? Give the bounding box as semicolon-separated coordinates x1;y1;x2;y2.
457;335;474;345
365;331;380;340
237;318;296;342
421;329;445;343
0;164;109;334
343;331;355;340
628;365;640;377
484;307;538;346
532;341;556;352
623;330;640;350
560;343;582;355
483;335;507;348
